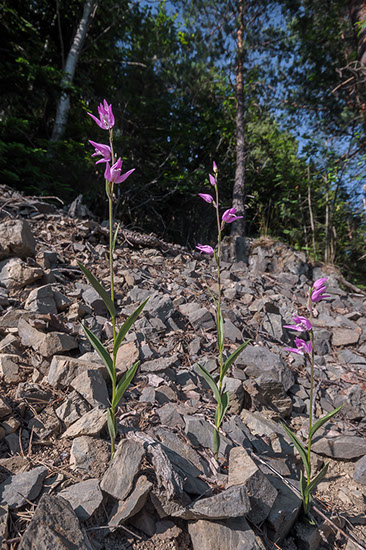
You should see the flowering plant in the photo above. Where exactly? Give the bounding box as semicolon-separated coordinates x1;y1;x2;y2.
195;163;249;460
283;277;342;514
79;100;148;458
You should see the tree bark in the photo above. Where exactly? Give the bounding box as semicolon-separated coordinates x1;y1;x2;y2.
50;0;97;142
229;0;247;262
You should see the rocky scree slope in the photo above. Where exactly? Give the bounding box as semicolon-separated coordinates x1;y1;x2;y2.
0;185;365;550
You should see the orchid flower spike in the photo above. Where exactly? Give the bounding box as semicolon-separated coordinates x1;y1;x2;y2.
198;193;214;204
89;140;112;164
196;244;214;256
104;158;135;184
311;277;330;303
285;337;312;356
284;315;312;332
88;100;115;130
222;207;243;224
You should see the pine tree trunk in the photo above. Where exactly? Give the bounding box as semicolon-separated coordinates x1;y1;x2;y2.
229;0;247;262
50;0;97;142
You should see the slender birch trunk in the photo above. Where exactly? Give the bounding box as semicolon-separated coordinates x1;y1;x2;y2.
229;0;247;262
307;173;317;258
50;0;97;142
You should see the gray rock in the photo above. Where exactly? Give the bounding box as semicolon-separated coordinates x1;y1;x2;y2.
184;415;233;458
82;286;108;315
58;479;103;521
0;219;36;259
69;436;109;475
101;439;145;500
312;435;366;459
313;328;332;356
332;327;360;346
176;485;250;520
228;446;278;524
115;341;139;376
222;377;245;414
0;397;11;419
223;319;242;342
19;494;89;550
146;294;175;322
18;319;77;357
354;455;366;485
109;475;152;526
0;505;8;545
28;407;61;440
25;284;58;314
70;369;109;408
255;377;293;417
157;403;185;427
235;345;294;391
266;475;302;541
188;517;265;550
338;349;366;367
0;258;43;289
0;354;20;383
139;386;156;403
47;355;106;389
0;466;48;509
140;354;180;373
0;287;9;307
55;391;91;427
62;407;107;439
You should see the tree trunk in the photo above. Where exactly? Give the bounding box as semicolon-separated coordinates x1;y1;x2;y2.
307;170;317;258
229;0;247;262
50;0;97;142
349;0;366;67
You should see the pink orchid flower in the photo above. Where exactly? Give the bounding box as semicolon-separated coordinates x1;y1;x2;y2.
285;337;312;356
213;161;218;173
311;277;330;302
284;315;312;332
89;140;112;164
222;207;243;224
198;193;214;203
196;244;214;256
88;100;115;130
104;158;135;184
209;174;216;186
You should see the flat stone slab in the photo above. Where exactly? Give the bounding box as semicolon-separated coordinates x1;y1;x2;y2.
175;485;250;520
19;494;89;550
62;407;107;439
101;439;145;500
58;479;103;521
109;475;152;526
188;517;265;550
312;435;366;459
0;466;48;509
0;219;36;260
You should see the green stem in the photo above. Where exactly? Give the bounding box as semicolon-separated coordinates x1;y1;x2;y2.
306;289;315;491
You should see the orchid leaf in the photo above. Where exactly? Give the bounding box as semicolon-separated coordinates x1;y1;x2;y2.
111;223;120;253
78;261;116;318
81;323;114;382
282;423;311;478
113;299;149;355
213;428;220;458
107;408;117;442
300;470;307;500
309;405;344;440
196;363;220;404
222;340;250;378
219;390;230;425
306;463;329;497
112;361;139;409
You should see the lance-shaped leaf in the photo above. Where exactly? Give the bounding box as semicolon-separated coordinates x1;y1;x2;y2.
113;299;149;355
309;405;344;440
111;223;120;253
305;462;329;498
81;324;114;382
112;361;139;409
78;261;116;319
107;408;117;442
300;470;307;501
196;363;220;404
213;428;220;458
215;390;230;427
282;423;311;478
222;340;251;379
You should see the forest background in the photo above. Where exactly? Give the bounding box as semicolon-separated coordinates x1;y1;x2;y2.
1;0;366;286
